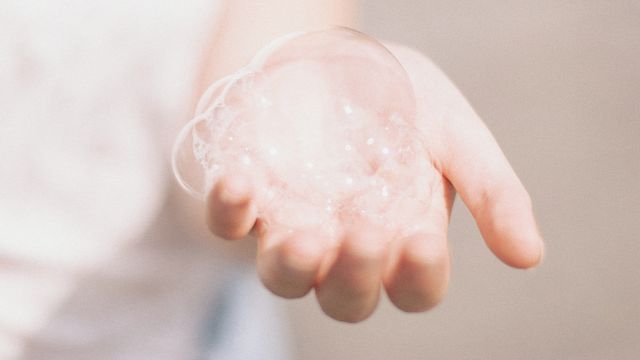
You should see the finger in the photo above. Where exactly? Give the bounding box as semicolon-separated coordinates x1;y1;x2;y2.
205;175;257;240
257;230;326;299
385;44;543;268
315;227;386;323
383;233;450;312
439;103;544;268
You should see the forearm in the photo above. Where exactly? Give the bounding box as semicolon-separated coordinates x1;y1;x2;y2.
198;0;360;94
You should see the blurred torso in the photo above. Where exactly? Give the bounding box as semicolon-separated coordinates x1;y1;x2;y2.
0;1;289;358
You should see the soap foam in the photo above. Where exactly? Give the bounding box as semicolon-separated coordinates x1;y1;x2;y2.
173;28;437;241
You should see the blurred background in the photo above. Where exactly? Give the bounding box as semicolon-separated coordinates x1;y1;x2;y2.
286;1;640;359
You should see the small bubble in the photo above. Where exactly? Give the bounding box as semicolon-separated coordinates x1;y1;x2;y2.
389;113;403;124
260;96;272;107
382;147;390;155
269;147;278;155
345;144;352;151
345;177;354;185
344;104;353;115
366;138;375;145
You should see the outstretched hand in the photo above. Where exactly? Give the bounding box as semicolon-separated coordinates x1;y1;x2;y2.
204;44;544;323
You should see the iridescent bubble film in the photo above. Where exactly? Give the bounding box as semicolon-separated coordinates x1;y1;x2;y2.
173;28;437;241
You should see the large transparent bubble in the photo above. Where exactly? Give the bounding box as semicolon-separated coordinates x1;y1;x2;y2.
173;28;437;241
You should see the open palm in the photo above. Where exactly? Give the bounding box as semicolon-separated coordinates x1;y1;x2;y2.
204;44;544;323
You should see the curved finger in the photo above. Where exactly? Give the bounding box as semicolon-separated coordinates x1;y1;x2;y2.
315;227;386;323
388;44;543;269
383;233;449;312
257;230;326;299
205;175;257;240
439;103;544;268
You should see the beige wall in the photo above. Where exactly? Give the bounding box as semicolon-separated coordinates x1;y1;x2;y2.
286;1;640;359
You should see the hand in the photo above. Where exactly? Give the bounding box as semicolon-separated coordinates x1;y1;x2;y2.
204;44;544;322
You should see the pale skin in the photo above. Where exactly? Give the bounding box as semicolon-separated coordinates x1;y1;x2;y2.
197;0;544;323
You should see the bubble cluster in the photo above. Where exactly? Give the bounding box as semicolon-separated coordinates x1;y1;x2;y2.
173;28;437;241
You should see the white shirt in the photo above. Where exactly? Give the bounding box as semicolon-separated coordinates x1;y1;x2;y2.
0;1;290;358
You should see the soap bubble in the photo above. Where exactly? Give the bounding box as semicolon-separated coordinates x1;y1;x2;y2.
173;28;437;241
